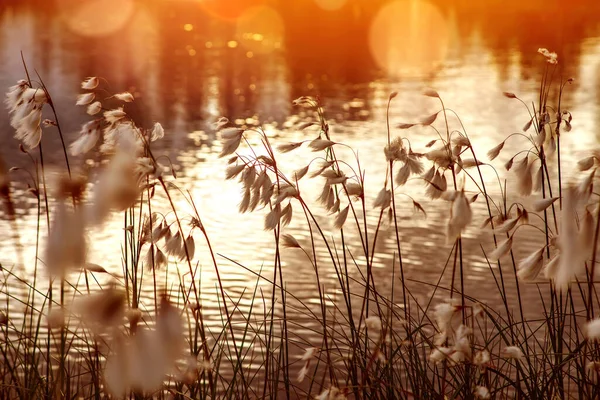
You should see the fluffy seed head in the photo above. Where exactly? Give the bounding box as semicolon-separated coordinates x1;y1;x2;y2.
585;319;600;341
114;92;134;102
517;247;545;281
365;316;382;331
501;346;523;360
76;92;95;106
81;77;99;90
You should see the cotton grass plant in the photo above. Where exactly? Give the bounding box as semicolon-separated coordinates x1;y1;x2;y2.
1;48;600;399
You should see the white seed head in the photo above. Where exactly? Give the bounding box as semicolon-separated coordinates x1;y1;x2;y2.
501;346;523;360
585;319;600;341
114;92;134;102
76;92;95;106
81;77;99;90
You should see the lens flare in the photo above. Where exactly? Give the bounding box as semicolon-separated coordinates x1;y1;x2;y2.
369;0;449;78
314;0;348;11
57;0;135;37
236;6;284;55
199;0;265;21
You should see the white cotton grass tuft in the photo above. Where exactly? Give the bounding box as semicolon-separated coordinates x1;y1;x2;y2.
550;186;588;291
423;88;439;98
446;190;472;242
5;79;30;111
297;347;317;383
333;205;350;230
474;386;491;399
184;235;195;260
493;216;520;234
7;87;48;149
297;363;309;383
226;164;245;180
515;156;533;196
104;107;127;124
308;138;335;152
425;147;452;167
85;151;141;226
151;122;164;141
280;203;293;226
81;77;99;90
76;92;95;106
452;134;470;148
44;201;87;276
293;165;309;181
345;182;362;197
113;92;134;102
101;121;144;155
538;47;558;64
448;324;472;364
473;349;491;366
365;316;382;331
277;142;303;153
134;157;156;178
488;236;513;261
434;301;460;345
74;286;126;335
86;101;102;115
429;347;454;364
501;346;523;360
585;319;600;340
281;234;301;248
406;151;424;174
264;205;281;230
316;387;347;400
543;253;560;279
425;170;447;199
14;106;43;149
373;188;391;209
516;247;545;281
165;231;186;260
395;163;410;186
531;197;559;212
317;185;332;207
213;116;229;130
384;136;405;161
70;120;101;156
219;128;244;157
104;296;184;396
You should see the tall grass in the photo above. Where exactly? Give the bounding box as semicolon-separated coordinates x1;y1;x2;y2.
1;49;600;399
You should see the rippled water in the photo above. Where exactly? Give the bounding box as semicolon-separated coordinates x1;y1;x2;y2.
2;0;600;383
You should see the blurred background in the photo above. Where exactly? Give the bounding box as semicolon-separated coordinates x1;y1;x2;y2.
2;0;599;136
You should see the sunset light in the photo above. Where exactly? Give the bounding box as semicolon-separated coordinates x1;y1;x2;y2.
369;0;449;77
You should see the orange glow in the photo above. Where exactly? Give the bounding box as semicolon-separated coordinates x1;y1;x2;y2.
369;0;449;78
198;0;265;21
57;0;135;37
314;0;348;11
236;6;284;55
127;7;158;74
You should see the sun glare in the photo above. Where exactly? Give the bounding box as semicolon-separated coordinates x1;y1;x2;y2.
236;6;285;55
57;0;135;37
314;0;348;11
369;0;449;78
198;0;265;21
